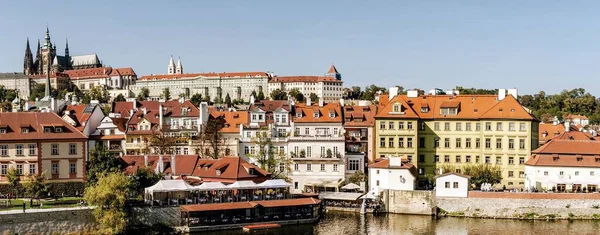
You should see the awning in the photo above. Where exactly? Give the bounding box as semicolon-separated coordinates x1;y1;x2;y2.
145;179;195;194
359;190;377;199
195;182;227;191
319;192;363;201
226;180;258;189
257;179;292;188
341;183;361;190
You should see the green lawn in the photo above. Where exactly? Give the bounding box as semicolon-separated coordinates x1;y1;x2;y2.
0;197;84;211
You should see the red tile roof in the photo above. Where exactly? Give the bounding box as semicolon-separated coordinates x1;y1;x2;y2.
64;104;93;132
343;105;377;127
539;123;567;143
368;158;415;169
269;76;342;83
192;156;271;182
180;197;321;212
376;94;537;121
526;132;600;167
293;102;342;123
327;64;339;74
209;109;249;133
164;100;200;117
0;112;87;141
138;72;268;81
121;155;200;175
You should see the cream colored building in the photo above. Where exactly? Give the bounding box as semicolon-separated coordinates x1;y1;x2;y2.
267;65;343;103
130;57;270;102
375;89;539;189
0;112;87;184
0;73;31;99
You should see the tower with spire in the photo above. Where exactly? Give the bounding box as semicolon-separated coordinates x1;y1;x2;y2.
23;38;35;75
325;64;341;80
64;38;70;60
38;27;57;75
168;56;176;75
176;57;183;74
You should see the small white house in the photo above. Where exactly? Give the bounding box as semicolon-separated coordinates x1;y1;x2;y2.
368;157;416;194
435;173;470;198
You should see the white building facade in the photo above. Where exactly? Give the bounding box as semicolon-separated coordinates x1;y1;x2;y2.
368;158;417;194
267;65;343;103
435;173;470;198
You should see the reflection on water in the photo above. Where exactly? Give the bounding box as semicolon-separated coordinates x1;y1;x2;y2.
192;211;600;235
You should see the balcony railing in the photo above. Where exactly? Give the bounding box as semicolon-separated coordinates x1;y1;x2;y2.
289;135;344;141
126;142;146;149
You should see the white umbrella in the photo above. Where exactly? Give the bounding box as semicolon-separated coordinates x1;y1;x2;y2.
341;183;361;190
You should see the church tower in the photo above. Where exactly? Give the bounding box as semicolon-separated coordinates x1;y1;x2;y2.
40;27;57;75
176;57;183;74
325;64;341;80
168;56;176;75
35;39;41;74
23;38;35;75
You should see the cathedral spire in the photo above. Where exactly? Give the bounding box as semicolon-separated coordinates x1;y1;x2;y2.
176;57;183;74
65;38;69;58
44;26;52;49
168;55;175;75
23;38;34;75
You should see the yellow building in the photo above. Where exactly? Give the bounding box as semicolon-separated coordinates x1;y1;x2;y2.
375;91;539;189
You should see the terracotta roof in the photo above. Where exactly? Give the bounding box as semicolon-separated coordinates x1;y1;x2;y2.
192;156;271;181
269;76;342;83
28;73;69;79
525;154;600;168
121;155;200;175
138;72;268;81
180;198;320;212
375;94;537;121
114;67;136;76
0;112;87;141
209;109;249;133
434;172;471;179
164;100;200;117
250;100;291;112
343;105;377;127
368;158;414;169
112;118;128;132
539;123;566;143
565;114;589;120
293;102;342;123
327;64;339;74
64;67;111;80
532;136;600;155
63;104;95;132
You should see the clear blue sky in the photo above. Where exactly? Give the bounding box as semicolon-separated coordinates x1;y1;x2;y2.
2;1;600;95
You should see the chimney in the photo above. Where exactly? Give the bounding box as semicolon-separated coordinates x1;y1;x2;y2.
158;155;164;173
439;168;443;175
250;95;255;104
90;100;99;105
159;104;163;129
389;87;399;98
179;96;185;104
25;102;30;111
171;154;176;175
339;98;344;107
142;107;147;115
144;154;148;167
389;157;402;167
507;88;518;98
498;89;506;100
306;97;312;106
407;90;418;98
50;97;55;112
565;120;570;133
319;98;324;107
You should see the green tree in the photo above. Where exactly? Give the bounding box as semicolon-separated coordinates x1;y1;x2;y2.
86;146;123;186
87;86;110;103
270;89;287;100
439;164;502;189
348;170;366;185
6;168;20;199
129;167;162;197
454;86;498;95
288;88;305;102
29;83;47;101
200;115;226;159
161;88;171;100
114;93;126;102
137;87;150;101
309;93;319;102
224;93;232;107
149;127;178;155
190;93;203;107
250;90;257;99
360;85;386;101
23;172;48;202
257;90;265;100
84;172;131;234
247;132;292;180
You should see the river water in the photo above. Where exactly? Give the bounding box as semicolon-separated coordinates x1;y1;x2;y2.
193;212;600;235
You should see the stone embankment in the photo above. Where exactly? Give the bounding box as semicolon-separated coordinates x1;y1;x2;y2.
436;192;600;220
0;207;96;234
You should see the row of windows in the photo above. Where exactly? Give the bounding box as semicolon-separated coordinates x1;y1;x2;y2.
380;121;414;130
0;144;36;156
293;163;339;172
0;164;36;175
543;170;597;177
379;137;527;150
426;155;526;165
431;122;528;132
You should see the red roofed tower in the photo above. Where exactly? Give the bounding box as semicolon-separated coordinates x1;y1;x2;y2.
325;64;341;80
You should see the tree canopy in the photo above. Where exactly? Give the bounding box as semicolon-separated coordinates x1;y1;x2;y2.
114;93;126;102
24;172;48;200
190;93;203;107
161;88;171;100
270;89;287;100
439;164;502;189
257;90;265;100
84;172;130;234
518;88;600;124
86;146;123;186
137;87;150;101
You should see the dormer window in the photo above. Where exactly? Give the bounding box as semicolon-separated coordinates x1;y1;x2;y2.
21;128;28;134
296;112;302;118
440;108;458;115
55;127;63;133
216;169;221;176
0;129;6;134
421;107;429;113
329;112;335;118
314;113;320;118
393;104;400;112
249;168;255;175
44;127;52;133
181;108;188;116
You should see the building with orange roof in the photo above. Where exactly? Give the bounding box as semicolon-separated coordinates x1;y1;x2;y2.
343;104;377;170
374;88;539;189
130;57;270;102
267;65;343;103
207;107;249;158
89;115;128;156
65;66;137;91
0;112;88;186
525;132;600;192
564;114;590;127
368;158;417;193
288;99;346;193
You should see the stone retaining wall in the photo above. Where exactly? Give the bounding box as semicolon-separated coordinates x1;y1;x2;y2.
0;208;96;234
385;190;435;215
437;197;600;219
468;191;600;199
128;206;181;227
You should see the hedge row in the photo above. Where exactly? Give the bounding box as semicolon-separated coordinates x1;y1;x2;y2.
0;182;85;198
